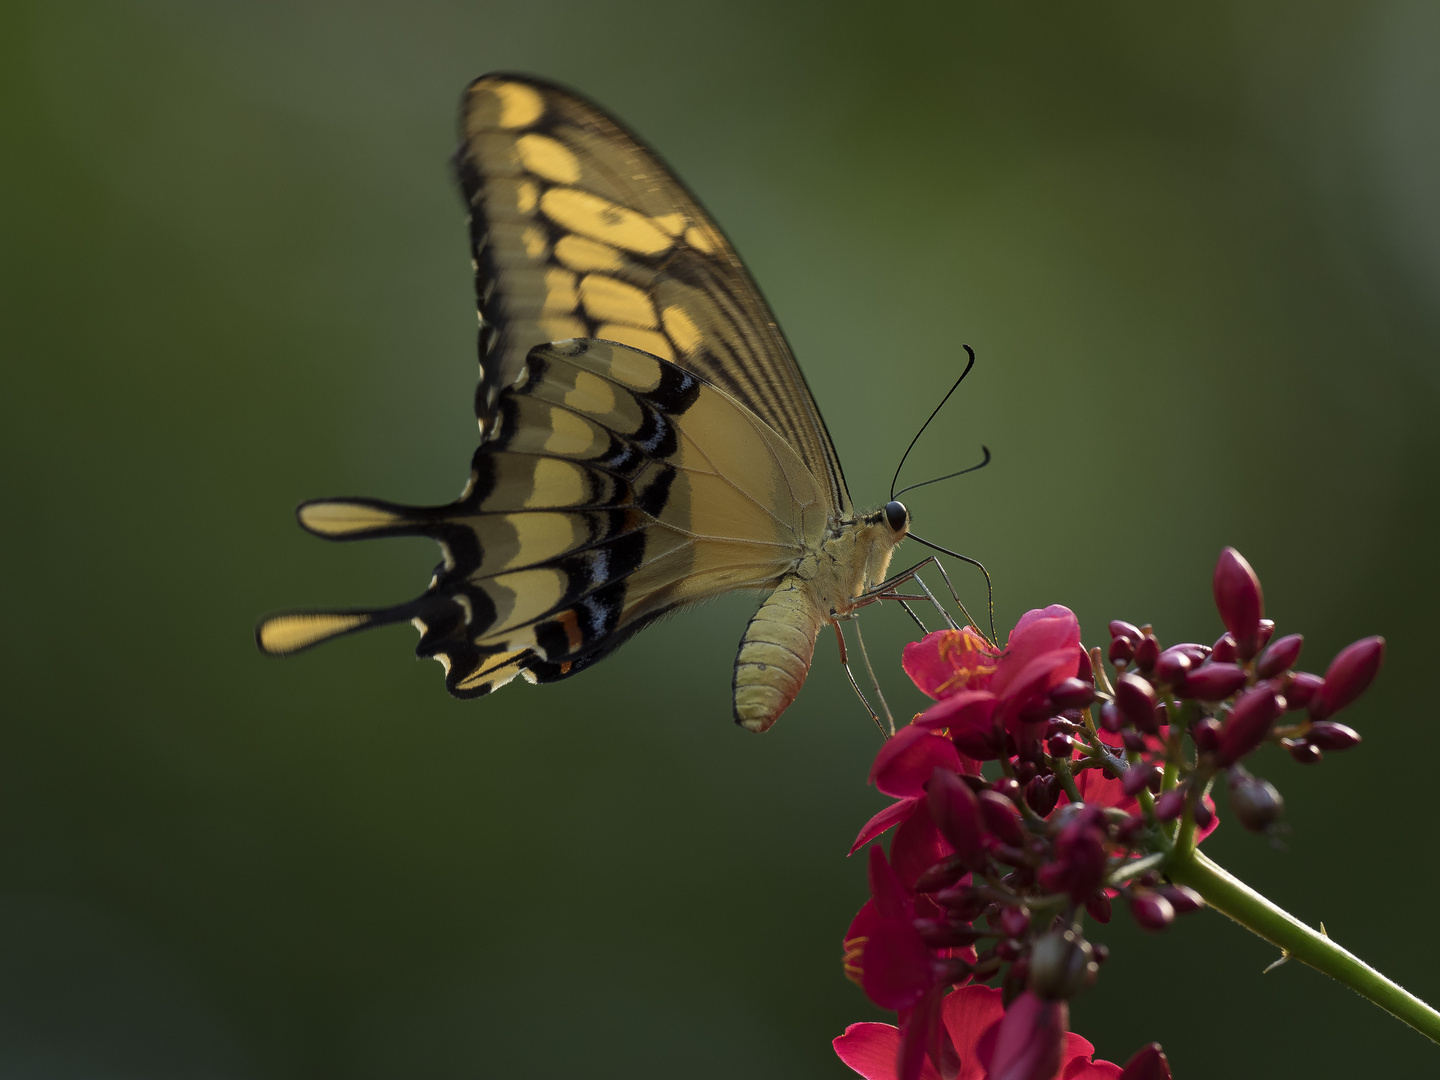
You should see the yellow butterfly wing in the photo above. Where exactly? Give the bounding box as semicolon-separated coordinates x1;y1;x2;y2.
258;74;911;731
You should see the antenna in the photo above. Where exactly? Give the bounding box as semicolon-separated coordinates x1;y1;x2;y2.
890;344;976;502
893;445;992;500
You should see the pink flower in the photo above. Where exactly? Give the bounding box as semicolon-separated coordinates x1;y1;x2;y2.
834;985;1125;1080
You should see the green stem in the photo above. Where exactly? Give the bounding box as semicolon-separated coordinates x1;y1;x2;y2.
1167;850;1440;1045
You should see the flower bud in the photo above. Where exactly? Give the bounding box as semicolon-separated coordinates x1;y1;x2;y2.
1115;673;1159;732
1217;685;1284;765
1076;647;1094;688
977;789;1025;846
1085;891;1113;924
1213;548;1264;658
1192;796;1214;830
1099;701;1124;733
1287;739;1322;765
915;917;982;948
999;905;1031;939
1158;884;1204;914
1121;729;1147;753
1179;662;1248;701
1286;671;1323;710
1307;720;1361;751
1049;677;1097;710
1120;765;1157;798
1228;771;1284;832
912;855;969;893
1210;633;1238;663
1109;636;1135;665
1133;634;1160;673
1119;1043;1174;1080
1129;890;1175;931
1152;788;1185;821
991;776;1022;803
1191;715;1221;752
1255;619;1275;651
987;992;1067;1080
1028;929;1096;1001
927;767;987;868
1256;633;1304;678
1153;648;1192;688
1047;733;1074;758
1173;642;1211;664
1024;775;1059;817
1109;620;1141;641
935;885;988;921
1311;636;1385;721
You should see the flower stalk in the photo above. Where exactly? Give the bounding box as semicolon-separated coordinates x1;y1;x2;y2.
1166;849;1440;1045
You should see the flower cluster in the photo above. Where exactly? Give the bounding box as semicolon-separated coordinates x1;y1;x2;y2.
837;548;1384;1080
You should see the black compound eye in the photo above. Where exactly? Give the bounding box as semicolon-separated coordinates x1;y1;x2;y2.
884;500;909;533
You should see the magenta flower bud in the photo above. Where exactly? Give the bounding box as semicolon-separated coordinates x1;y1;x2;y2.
987;992;1067;1080
1308;721;1361;751
1192;797;1215;830
1158;885;1204;914
915;917;982;948
1312;636;1386;721
1028;929;1096;1001
992;776;1022;803
1257;633;1303;678
1152;788;1185;821
1174;642;1211;664
1109;636;1135;665
1286;671;1323;710
1287;739;1322;765
1024;775;1059;817
1119;1043;1174;1080
1255;618;1275;651
1213;547;1264;658
999;905;1031;939
1099;701;1124;733
1047;733;1074;758
913;855;969;894
1210;633;1238;663
1228;771;1284;832
1191;715;1221;752
1076;647;1094;688
1121;729;1147;753
927;767;987;868
1217;685;1284;765
1049;677;1097;710
1133;634;1160;673
1179;661;1248;701
1115;673;1159;731
978;790;1025;846
1109;620;1141;641
1122;764;1159;798
1129;890;1176;931
1085;891;1113;924
1153;648;1191;688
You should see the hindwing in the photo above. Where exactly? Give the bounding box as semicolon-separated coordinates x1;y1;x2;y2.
454;73;851;516
257;339;828;696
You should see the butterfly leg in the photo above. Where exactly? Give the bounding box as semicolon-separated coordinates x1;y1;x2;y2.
833;621;889;738
850;615;896;737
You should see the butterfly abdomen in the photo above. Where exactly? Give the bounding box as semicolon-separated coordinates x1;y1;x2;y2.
732;575;826;733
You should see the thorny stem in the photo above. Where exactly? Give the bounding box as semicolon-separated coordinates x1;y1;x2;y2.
1166;850;1440;1045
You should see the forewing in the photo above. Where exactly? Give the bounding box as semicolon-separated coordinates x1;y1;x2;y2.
256;340;827;697
454;73;851;515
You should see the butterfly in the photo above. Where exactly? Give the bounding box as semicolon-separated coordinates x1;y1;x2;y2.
256;73;916;732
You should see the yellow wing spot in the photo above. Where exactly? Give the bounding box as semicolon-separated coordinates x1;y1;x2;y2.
542;405;603;456
651;212;687;236
592;343;663;391
521;224;548;258
525;457;587;507
258;612;371;655
517;133;581;185
538;315;587;341
596;324;674;362
543;268;579;312
580;274;657;328
540;188;674;256
490;81;544;130
661;304;703;355
454;648;531;692
298;501;402;537
567;369;617;415
509;512;585;567
554;235;623;273
516;179;539;214
684;225;718;254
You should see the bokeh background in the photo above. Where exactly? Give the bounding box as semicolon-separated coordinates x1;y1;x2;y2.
5;2;1439;1076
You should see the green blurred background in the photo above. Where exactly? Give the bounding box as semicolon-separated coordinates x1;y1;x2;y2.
4;1;1438;1076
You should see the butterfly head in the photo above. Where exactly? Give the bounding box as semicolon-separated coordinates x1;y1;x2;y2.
883;500;910;537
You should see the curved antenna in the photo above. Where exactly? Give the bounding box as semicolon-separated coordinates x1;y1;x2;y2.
908;532;996;643
890;344;977;501
893;445;992;500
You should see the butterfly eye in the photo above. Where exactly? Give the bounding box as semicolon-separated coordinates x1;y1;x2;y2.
884;500;909;534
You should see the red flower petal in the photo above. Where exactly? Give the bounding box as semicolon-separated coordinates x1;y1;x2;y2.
892;800;956;891
861;917;938;1010
871;725;964;798
835;1022;941;1080
984;992;1066;1080
938;985;1006;1080
916;690;999;732
903;628;1001;700
852;797;923;855
868;844;913;920
993;607;1081;699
